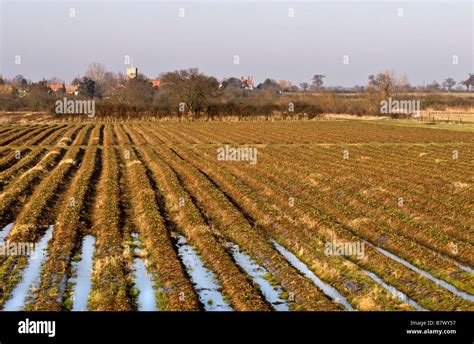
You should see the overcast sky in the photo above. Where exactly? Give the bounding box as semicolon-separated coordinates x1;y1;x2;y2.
1;0;472;86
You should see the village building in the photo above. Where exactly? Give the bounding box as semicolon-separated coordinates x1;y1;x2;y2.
150;79;161;89
127;67;138;79
48;84;65;93
65;85;79;95
240;76;254;90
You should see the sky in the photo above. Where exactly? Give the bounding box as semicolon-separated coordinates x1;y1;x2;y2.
0;0;472;87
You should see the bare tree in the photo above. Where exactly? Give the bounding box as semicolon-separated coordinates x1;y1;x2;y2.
460;73;474;91
367;72;395;97
299;82;309;92
442;78;456;92
159;68;219;115
85;63;107;84
311;74;325;91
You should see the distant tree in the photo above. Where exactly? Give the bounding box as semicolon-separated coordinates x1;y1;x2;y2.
442;78;456;92
311;74;325;91
116;75;154;106
101;72;123;96
0;74;4;85
159;68;219;115
221;77;242;89
299;82;309;92
367;72;395;97
283;85;299;93
426;81;441;92
12;75;27;87
26;80;54;110
77;77;97;98
257;78;280;90
85;63;107;84
460;73;474;91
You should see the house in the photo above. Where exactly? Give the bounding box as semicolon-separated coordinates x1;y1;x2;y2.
48;84;65;93
240;76;254;90
150;79;161;89
127;67;138;79
65;85;79;95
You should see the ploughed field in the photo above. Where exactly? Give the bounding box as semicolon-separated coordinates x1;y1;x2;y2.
0;120;472;311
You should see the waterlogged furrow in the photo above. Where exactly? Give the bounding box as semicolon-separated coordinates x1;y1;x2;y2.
272;241;354;311
2;226;54;311
71;236;96;311
175;145;470;310
170;145;409;311
176;236;232;311
0;223;13;242
135;145;270;311
369;243;474;303
151;144;340;311
124;147;198;311
228;243;290;311
131;233;158;311
33;147;98;310
0;147;84;308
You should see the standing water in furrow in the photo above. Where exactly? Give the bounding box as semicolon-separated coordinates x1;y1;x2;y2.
71;235;96;311
228;243;289;311
0;223;13;242
365;241;474;302
3;225;54;311
131;233;158;311
176;235;232;311
272;240;355;311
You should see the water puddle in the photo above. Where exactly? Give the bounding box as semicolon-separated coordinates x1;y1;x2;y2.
228;243;289;311
71;235;96;311
176;235;232;311
3;225;54;311
272;240;355;311
368;242;474;302
131;233;158;311
0;223;13;242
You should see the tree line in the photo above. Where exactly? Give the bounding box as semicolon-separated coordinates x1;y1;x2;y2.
0;64;473;119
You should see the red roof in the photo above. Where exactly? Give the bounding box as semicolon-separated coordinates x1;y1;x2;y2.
49;84;65;91
150;80;161;88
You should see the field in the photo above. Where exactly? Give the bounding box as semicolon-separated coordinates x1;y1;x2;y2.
0;119;473;311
